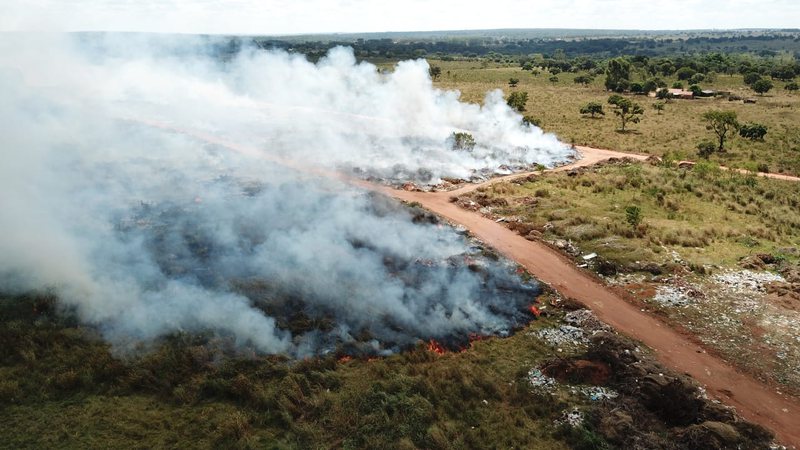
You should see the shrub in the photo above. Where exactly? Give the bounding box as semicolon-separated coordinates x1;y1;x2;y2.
739;123;768;141
624;205;642;229
696;141;716;159
506;91;529;112
450;132;476;151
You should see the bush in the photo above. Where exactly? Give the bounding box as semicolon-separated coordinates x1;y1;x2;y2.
522;115;542;127
697;141;716;159
450;132;476;151
506;91;529;112
624;205;642;229
738;123;768;141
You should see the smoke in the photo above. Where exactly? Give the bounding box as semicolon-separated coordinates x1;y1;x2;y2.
0;33;570;356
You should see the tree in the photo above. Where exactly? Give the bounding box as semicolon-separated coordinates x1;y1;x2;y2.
450;132;476;151
652;102;665;115
743;72;761;86
752;78;773;95
549;67;562;75
689;73;705;84
605;57;631;92
580;102;605;118
608;95;644;131
428;65;442;81
506;91;529;112
509;77;519;87
630;82;644;94
574;74;594;86
697;141;717;159
739;123;768;141
522;115;542;127
702;110;739;152
625;205;642;230
671;82;684;89
676;67;697;80
786;82;799;93
548;75;559;83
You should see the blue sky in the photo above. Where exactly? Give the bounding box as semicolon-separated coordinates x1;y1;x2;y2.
2;0;799;34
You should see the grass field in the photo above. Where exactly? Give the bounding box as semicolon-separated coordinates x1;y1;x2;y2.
419;59;800;176
461;160;800;269
0;294;579;449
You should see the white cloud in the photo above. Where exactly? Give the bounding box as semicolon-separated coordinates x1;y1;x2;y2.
1;0;798;34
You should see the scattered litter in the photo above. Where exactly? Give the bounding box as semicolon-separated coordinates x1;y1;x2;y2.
527;368;557;390
535;325;587;347
575;386;619;401
564;309;611;334
652;285;698;308
712;270;784;294
556;408;584;427
582;253;597;261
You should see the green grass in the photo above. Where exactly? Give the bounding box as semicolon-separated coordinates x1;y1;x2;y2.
0;294;575;449
421;59;800;176
465;160;800;270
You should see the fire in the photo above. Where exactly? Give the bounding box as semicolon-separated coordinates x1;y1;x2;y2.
338;355;353;363
427;339;447;355
529;305;541;317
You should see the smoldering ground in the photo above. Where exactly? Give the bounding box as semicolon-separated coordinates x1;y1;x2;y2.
0;34;572;356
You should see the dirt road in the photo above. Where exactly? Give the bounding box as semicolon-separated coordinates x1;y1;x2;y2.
145;122;800;446
382;146;800;447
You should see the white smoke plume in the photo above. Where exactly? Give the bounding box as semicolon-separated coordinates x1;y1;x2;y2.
0;33;570;356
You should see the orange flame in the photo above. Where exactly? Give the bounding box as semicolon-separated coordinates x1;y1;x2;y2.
529;305;541;317
338;355;353;363
427;339;447;355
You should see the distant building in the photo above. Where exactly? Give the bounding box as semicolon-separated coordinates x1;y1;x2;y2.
668;88;694;99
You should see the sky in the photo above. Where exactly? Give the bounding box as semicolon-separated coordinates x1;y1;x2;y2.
1;0;799;35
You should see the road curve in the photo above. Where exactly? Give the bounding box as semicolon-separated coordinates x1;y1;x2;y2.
142;122;800;447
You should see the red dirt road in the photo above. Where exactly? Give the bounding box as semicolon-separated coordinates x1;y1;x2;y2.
382;146;800;447
145;123;800;446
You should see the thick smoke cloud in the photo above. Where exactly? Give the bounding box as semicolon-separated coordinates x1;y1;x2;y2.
0;34;569;356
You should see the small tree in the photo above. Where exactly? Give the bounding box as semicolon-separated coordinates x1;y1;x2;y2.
574;74;594;86
652;102;665;115
625;205;642;230
743;72;761;86
608;95;644;132
580;102;605;118
702;110;739;152
428;65;442;81
450;132;476;151
785;82;799;93
509;77;519;87
506;91;529;112
697;141;717;159
548;75;559;84
739;123;768;141
522;115;542;127
752;78;773;95
676;67;697;81
605;57;631;92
